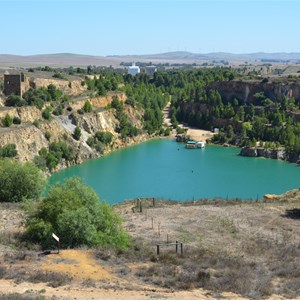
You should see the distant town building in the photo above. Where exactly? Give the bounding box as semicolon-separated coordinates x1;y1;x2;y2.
3;73;26;97
145;66;157;77
128;63;140;76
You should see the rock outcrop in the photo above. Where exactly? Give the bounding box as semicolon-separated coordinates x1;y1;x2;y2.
0;95;147;170
32;78;87;96
207;79;300;104
0;125;48;161
239;146;299;163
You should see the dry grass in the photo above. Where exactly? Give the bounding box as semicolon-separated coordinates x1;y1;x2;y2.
0;196;300;299
115;196;300;298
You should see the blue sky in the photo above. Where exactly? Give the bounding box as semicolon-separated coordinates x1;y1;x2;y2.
1;0;299;56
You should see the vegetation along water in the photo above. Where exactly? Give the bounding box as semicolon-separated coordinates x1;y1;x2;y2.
47;139;300;204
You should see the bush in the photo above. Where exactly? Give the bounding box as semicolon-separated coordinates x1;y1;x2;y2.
0;159;45;202
42;107;52;120
0;144;17;158
32;120;40;128
2;114;13;127
83;101;93;113
44;131;51;141
95;131;113;145
13;116;21;124
73;126;81;140
5;95;23;107
34;142;74;172
25;178;130;249
52;72;65;80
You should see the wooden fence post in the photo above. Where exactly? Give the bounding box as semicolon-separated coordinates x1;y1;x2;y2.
158;222;161;237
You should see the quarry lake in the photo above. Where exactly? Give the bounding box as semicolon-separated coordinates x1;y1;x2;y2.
47;139;300;204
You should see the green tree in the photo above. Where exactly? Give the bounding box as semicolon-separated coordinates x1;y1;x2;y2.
95;131;113;145
2;114;13;127
25;178;130;249
0;159;45;202
73;126;81;141
47;84;62;101
83;101;93;113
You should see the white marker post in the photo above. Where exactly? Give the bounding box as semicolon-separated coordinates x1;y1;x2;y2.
52;233;60;253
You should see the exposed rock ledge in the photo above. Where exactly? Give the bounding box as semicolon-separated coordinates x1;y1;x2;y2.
239;146;300;163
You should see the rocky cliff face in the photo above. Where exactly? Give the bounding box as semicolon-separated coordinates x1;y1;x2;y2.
69;92;126;112
0;95;147;170
207;79;300;104
239;146;299;163
0;125;48;161
32;78;87;96
0;106;42;123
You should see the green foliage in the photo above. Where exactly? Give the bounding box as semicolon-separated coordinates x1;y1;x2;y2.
33;120;40;128
83;101;93;113
47;84;62;101
52;72;65;80
73;126;81;141
25;178;130;249
34;141;74;172
42;107;52;120
22;87;53;109
5;95;24;107
95;131;113;145
0;144;17;158
0;159;45;202
2;114;13;127
44;131;51;141
52;104;64;116
13;116;21;124
86;132;113;153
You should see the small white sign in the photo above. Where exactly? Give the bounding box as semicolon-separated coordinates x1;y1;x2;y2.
52;233;60;242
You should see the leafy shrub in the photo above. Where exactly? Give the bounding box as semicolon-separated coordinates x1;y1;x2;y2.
95;131;113;145
42;107;52;120
52;104;63;116
34;142;74;171
86;136;95;147
47;84;62;101
5;95;23;107
25;178;130;249
73;126;81;140
52;72;65;80
2;114;13;127
0;158;45;202
83;100;93;113
0;144;17;158
32;120;40;128
13;116;21;124
44;131;51;141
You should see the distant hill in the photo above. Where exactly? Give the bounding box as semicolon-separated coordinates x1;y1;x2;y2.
0;52;300;68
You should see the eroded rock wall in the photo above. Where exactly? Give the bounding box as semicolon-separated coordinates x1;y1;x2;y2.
207;80;300;104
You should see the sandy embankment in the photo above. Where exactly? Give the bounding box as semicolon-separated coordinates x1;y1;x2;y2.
163;102;215;142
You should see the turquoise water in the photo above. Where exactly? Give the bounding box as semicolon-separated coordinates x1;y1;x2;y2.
46;139;300;204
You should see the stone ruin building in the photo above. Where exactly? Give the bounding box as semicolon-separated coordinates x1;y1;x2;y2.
3;73;27;97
